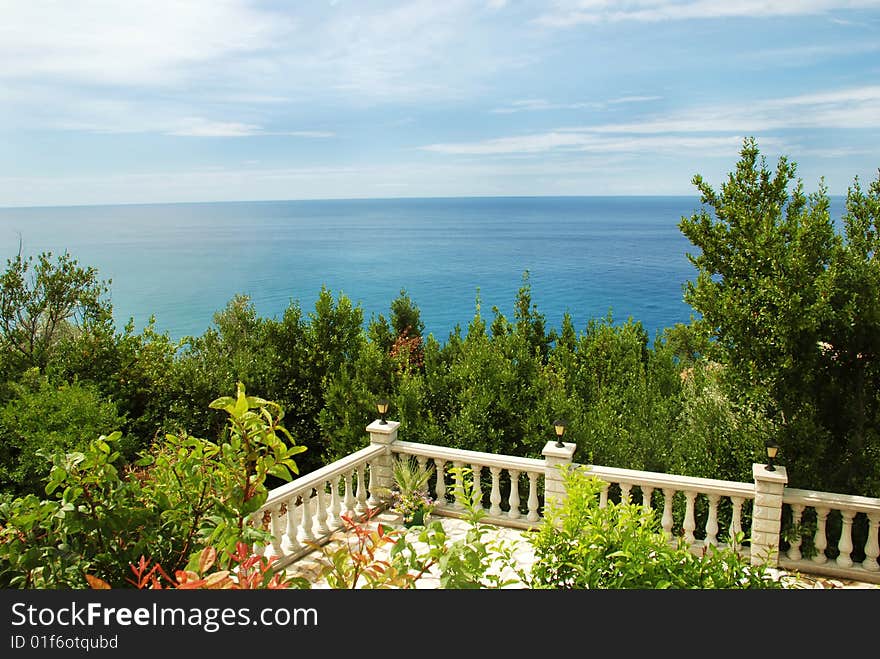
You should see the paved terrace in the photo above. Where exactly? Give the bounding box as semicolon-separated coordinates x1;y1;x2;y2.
284;510;880;590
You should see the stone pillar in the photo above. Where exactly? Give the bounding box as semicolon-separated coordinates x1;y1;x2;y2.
542;440;577;511
367;419;400;498
751;463;788;567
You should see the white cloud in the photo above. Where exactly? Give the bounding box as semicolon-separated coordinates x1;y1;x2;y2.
536;0;880;27
168;118;263;137
424;85;880;157
490;95;661;114
422;132;766;156
167;120;335;138
0;0;291;86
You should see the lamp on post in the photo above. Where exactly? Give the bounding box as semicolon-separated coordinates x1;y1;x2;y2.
765;439;779;471
376;398;390;424
553;419;567;448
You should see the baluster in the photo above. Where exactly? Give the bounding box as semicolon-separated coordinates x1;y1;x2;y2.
355;465;368;516
786;504;804;561
434;459;447;506
864;513;879;572
264;504;284;560
507;470;521;520
620;483;632;505
526;471;540;522
661;489;675;540
250;513;266;557
489;467;502;516
812;506;830;564
836;509;856;568
683;490;697;547
416;455;430;497
641;486;654;511
470;463;483;511
315;481;330;535
342;470;356;518
704;494;720;549
452;461;465;509
300;489;315;542
729;496;744;552
599;482;610;509
282;497;302;554
329;475;343;529
367;461;379;508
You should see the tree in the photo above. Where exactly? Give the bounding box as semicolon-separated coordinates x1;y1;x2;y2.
0;251;111;373
679;137;880;495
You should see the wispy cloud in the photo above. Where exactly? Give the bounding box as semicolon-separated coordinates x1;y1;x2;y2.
422;132;765;156
0;0;291;86
491;95;661;114
168;119;335;138
424;85;879;156
536;0;880;28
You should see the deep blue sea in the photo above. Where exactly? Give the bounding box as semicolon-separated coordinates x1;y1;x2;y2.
0;196;848;343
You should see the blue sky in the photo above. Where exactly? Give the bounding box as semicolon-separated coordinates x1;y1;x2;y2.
1;0;879;207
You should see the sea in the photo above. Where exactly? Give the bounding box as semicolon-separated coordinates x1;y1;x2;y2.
0;196;849;344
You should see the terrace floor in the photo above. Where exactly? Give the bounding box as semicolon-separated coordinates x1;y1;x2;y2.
283;511;880;590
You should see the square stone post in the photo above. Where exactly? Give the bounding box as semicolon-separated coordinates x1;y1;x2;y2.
751;463;788;567
367;419;400;499
542;440;577;511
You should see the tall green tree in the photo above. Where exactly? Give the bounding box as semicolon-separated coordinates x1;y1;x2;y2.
0;251;111;374
679;137;880;495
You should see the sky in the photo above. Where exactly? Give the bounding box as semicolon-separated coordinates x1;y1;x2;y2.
1;0;879;207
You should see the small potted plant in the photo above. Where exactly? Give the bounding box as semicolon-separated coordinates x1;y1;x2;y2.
390;456;435;528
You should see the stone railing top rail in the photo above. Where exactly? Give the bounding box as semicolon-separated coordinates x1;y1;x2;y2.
391;439;545;473
262;444;386;509
579;463;756;499
783;487;880;514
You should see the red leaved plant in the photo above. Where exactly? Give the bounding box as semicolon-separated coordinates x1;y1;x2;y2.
88;543;301;589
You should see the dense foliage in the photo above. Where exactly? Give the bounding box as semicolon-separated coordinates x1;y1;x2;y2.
528;466;788;589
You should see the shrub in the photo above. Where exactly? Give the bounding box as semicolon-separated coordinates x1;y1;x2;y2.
527;466;789;589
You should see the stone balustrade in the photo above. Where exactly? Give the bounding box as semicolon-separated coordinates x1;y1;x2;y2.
254;419;880;585
252;444;386;567
780;488;880;582
584;463;758;557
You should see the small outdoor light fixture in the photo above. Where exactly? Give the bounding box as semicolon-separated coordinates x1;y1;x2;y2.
553;419;567;448
765;439;779;471
376;398;390;424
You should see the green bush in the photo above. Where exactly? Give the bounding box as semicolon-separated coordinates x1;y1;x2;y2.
527;466;789;589
0;373;129;496
0;384;305;588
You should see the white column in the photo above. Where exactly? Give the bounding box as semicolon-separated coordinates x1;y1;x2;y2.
526;471;540;522
542;440;577;512
751;463;788;567
786;504;804;561
489;467;502;516
661;488;675;540
730;496;744;552
470;463;483;511
434;459;447;507
282;497;302;554
329;475;342;529
864;513;879;572
366;419;400;497
507;470;521;520
264;504;284;560
315;482;330;535
836;509;856;568
812;507;830;564
704;494;720;548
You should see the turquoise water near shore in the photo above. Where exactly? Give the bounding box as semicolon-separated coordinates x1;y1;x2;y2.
0;196;847;342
